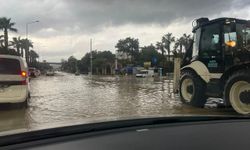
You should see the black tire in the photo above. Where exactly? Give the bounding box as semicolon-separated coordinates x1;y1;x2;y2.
179;70;207;107
224;70;250;114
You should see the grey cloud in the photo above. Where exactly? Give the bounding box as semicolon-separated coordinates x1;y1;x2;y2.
1;0;249;37
59;0;250;27
1;0;250;62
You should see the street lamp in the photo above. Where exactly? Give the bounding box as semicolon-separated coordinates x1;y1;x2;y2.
90;39;93;76
26;20;39;39
25;20;39;65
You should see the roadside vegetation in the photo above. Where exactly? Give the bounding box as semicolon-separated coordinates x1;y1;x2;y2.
62;33;192;75
0;17;192;75
0;17;39;67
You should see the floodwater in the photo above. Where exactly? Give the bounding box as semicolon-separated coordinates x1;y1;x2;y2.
0;72;237;133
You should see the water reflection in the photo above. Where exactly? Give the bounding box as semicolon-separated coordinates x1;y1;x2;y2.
0;72;237;132
0;108;27;132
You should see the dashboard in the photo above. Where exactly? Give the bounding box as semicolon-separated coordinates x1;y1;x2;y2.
1;118;250;150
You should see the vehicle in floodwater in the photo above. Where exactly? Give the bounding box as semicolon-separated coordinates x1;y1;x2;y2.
46;70;55;76
136;69;154;78
0;55;30;105
179;17;250;115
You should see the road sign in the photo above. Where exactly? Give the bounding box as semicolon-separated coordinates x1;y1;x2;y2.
152;57;157;65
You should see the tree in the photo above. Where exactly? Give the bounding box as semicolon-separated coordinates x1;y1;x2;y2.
181;33;193;51
115;37;139;64
19;39;26;57
67;56;78;73
21;39;33;64
173;38;183;54
162;33;175;62
140;44;160;66
0;35;4;48
8;48;18;56
0;35;4;54
29;50;39;65
156;41;165;56
10;37;21;56
79;52;91;73
173;34;193;57
94;51;115;74
0;17;17;51
60;50;117;74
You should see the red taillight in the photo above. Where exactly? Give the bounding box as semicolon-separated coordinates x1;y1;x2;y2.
20;71;28;85
21;71;27;78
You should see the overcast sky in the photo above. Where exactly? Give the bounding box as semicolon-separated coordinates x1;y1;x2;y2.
1;0;250;62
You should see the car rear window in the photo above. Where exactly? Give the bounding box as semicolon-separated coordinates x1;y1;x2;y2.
0;58;21;75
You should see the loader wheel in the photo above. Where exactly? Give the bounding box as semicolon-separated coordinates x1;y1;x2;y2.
179;71;207;107
224;70;250;115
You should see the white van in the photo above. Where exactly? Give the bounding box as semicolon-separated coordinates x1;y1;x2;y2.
0;55;30;104
136;70;154;78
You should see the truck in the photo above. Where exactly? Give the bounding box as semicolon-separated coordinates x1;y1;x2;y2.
179;17;250;115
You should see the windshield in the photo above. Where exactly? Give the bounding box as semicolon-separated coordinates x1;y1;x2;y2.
237;23;250;48
0;0;250;139
140;71;148;74
0;58;20;75
224;22;250;50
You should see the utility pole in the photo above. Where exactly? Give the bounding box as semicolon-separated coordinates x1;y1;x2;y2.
90;39;93;76
115;53;118;75
173;57;181;93
26;20;39;40
25;20;39;65
26;23;28;39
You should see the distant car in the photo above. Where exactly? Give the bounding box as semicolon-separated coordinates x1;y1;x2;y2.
29;68;41;77
35;69;41;76
46;70;55;76
0;55;30;104
136;70;154;78
36;69;41;76
75;71;80;76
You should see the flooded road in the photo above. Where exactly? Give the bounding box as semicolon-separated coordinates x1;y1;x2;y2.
0;72;237;133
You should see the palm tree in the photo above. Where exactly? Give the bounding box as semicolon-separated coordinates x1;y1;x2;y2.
19;39;26;57
181;34;192;51
21;39;33;64
10;36;22;56
0;35;5;54
29;50;39;65
0;35;4;48
173;38;183;57
156;41;165;56
174;38;184;53
0;17;17;51
173;39;180;54
162;33;175;62
173;34;193;58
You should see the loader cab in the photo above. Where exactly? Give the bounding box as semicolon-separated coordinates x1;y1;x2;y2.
188;18;250;73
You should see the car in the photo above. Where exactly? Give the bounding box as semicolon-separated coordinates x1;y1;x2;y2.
0;55;30;104
136;70;154;78
28;67;37;77
29;68;41;77
35;69;41;76
46;70;55;76
75;71;80;76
